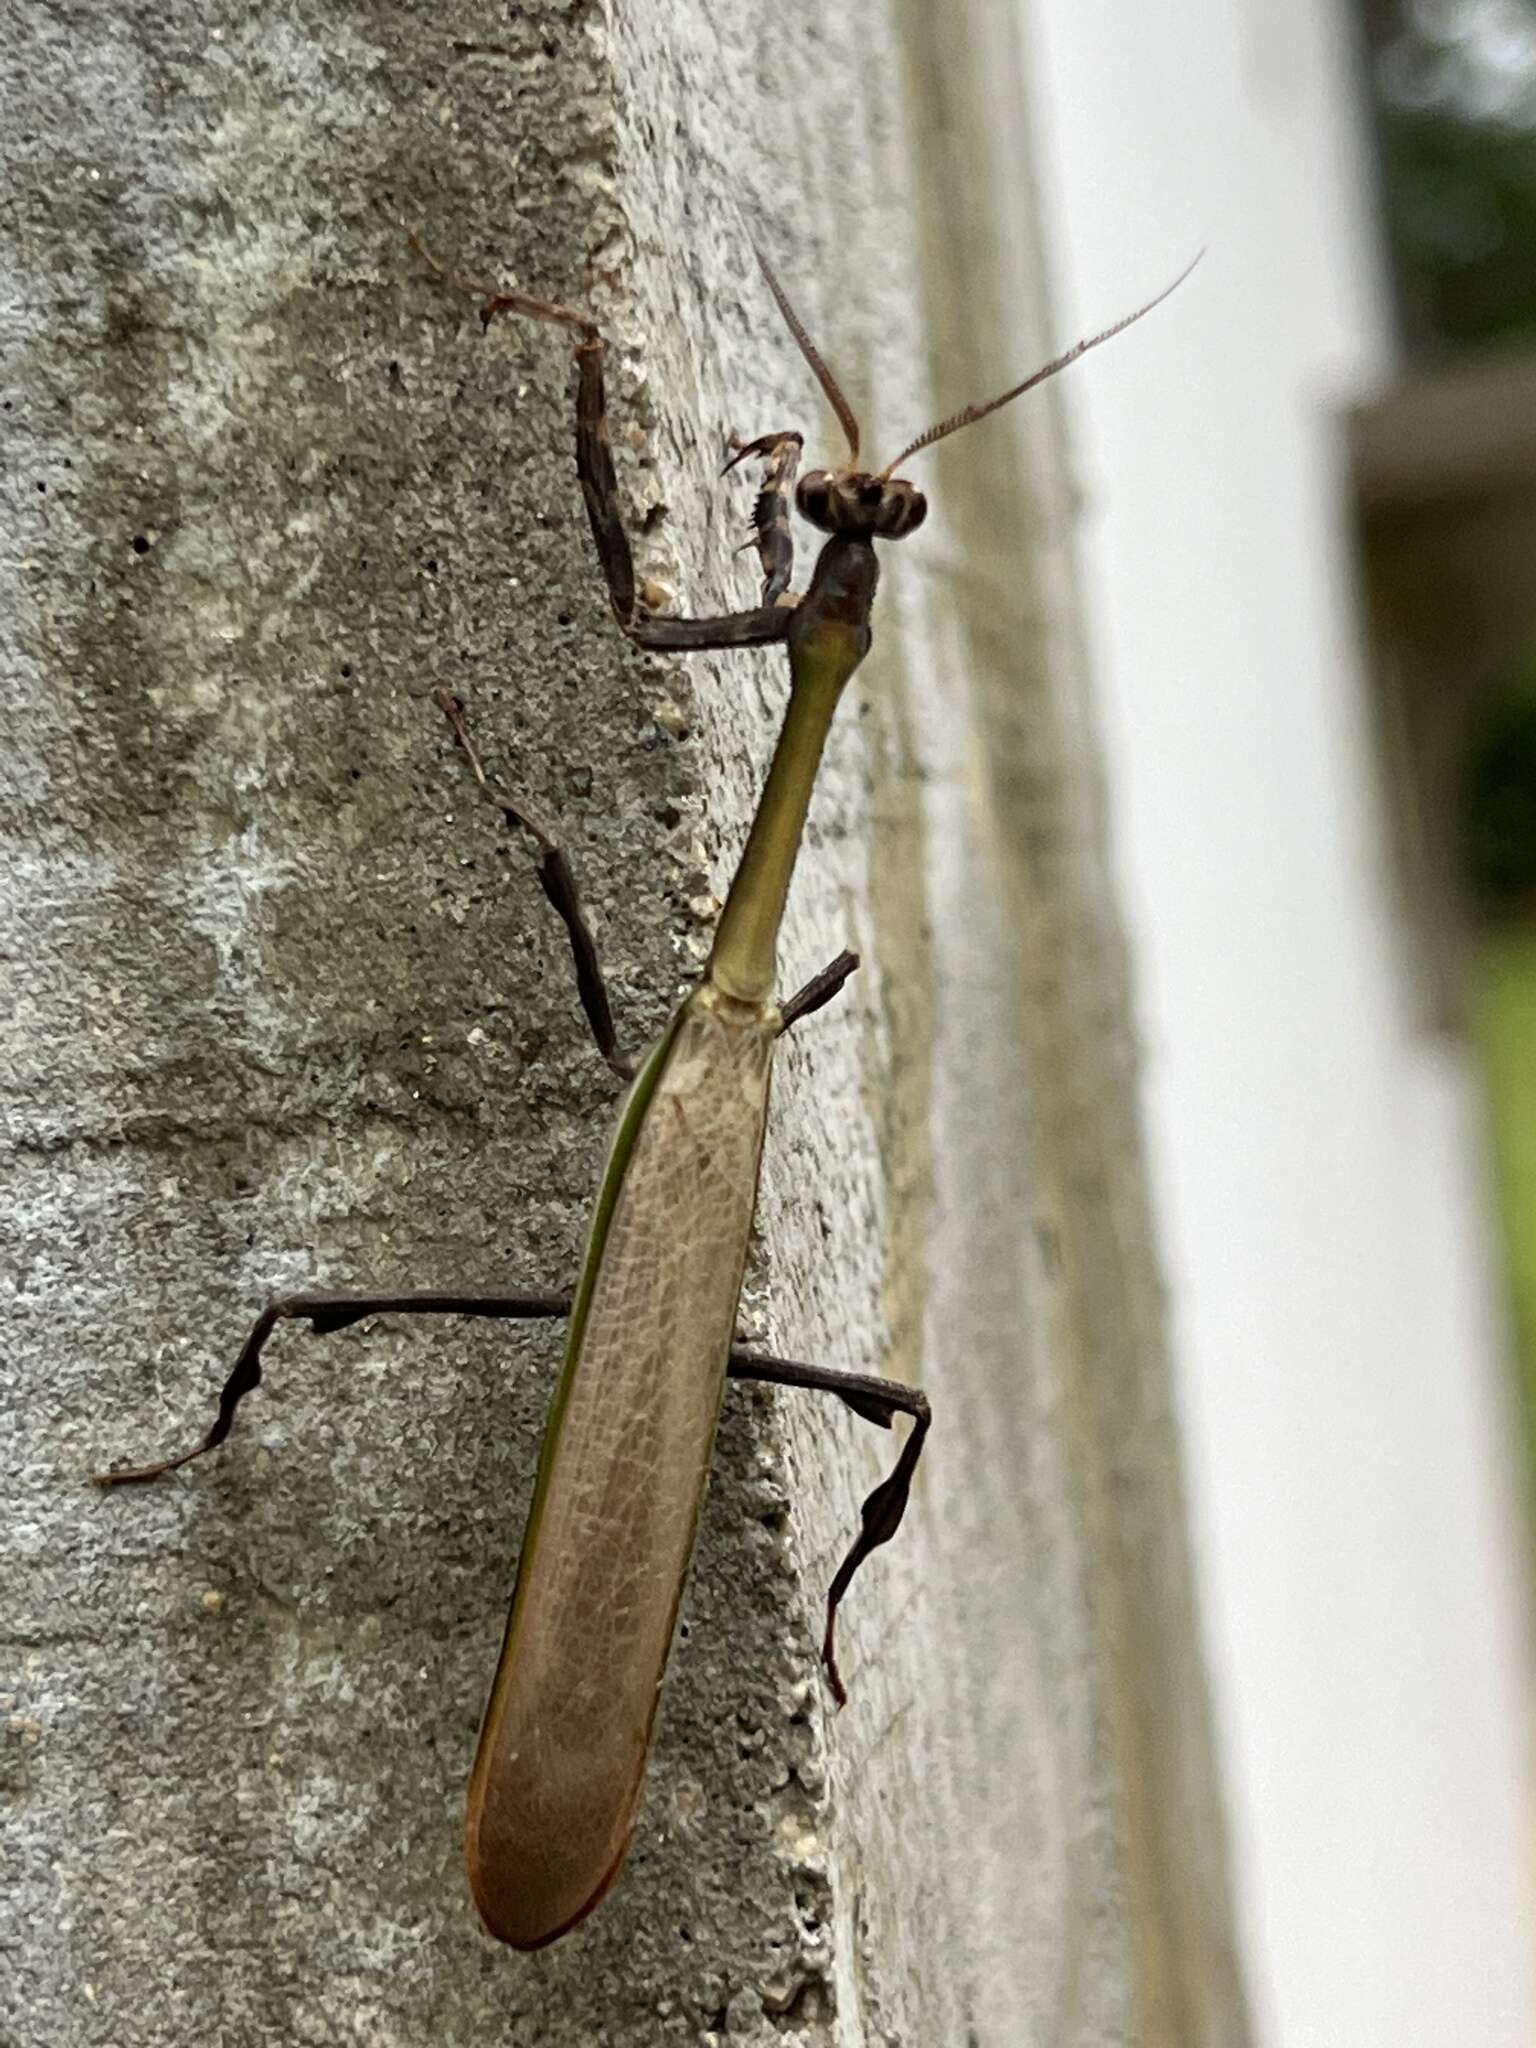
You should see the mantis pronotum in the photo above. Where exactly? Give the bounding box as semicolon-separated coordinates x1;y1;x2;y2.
96;230;1191;1949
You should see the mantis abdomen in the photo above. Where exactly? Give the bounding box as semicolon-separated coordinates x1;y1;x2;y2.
465;986;778;1948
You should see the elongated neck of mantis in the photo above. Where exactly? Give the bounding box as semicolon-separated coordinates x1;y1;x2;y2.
708;537;878;1006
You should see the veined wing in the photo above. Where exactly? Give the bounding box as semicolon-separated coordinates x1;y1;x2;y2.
465;987;777;1948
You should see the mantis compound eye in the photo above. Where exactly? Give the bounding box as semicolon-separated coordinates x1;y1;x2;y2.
869;477;927;538
796;470;839;532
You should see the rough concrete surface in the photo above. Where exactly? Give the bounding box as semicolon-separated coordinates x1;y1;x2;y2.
2;3;1249;2045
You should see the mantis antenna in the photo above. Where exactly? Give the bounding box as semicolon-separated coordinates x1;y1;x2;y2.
752;242;863;465
879;250;1204;477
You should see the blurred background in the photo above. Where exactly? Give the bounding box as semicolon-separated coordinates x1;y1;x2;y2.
1027;0;1536;2039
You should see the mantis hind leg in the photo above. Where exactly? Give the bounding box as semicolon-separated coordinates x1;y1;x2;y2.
93;1282;925;1707
92;1289;575;1485
725;1351;930;1706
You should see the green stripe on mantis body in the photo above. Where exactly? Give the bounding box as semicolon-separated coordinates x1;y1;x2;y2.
709;563;875;1005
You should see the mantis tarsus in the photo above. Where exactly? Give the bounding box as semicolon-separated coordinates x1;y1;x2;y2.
96;228;1191;1950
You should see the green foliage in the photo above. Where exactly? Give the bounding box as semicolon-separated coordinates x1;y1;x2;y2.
1369;1;1536;353
1470;927;1536;1489
1378;101;1536;349
1464;687;1536;909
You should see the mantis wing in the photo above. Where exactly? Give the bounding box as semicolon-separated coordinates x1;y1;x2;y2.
465;990;777;1948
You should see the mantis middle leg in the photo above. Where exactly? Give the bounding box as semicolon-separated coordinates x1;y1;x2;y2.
434;686;859;1068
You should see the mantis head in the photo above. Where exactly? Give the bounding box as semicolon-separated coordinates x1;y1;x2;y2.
795;467;927;540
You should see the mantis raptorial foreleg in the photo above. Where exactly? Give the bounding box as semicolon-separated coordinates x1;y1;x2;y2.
567;332;793;647
725;429;803;605
92;1286;926;1701
410;232;794;652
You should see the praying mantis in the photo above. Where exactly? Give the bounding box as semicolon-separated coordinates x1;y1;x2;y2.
95;227;1191;1950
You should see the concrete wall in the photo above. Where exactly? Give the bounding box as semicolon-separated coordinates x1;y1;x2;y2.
1025;1;1536;2042
2;4;1245;2043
